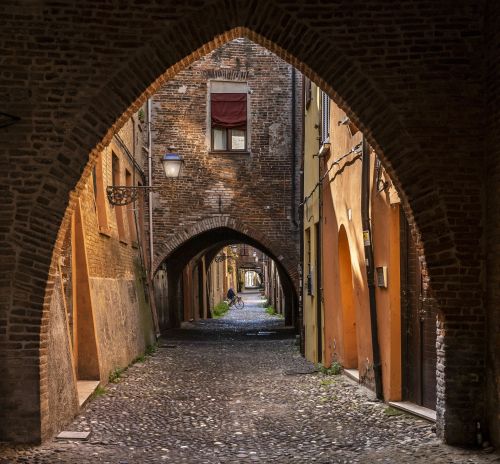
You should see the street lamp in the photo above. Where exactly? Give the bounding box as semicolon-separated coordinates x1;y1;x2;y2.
161;153;184;178
106;152;184;206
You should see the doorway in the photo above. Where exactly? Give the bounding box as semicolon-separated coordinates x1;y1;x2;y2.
338;226;358;368
59;199;101;406
315;224;323;364
400;213;437;410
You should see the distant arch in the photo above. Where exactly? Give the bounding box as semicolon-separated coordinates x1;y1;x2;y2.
153;216;298;288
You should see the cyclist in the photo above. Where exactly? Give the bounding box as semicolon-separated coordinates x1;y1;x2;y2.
227;287;245;309
227;287;236;305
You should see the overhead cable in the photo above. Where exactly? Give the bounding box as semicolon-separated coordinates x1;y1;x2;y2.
299;141;362;207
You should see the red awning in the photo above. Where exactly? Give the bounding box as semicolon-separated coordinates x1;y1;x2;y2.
211;93;247;128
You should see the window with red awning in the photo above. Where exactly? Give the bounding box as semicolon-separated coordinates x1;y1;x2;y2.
210;91;248;151
211;93;247;128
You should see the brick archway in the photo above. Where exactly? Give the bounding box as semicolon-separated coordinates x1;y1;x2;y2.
0;1;488;445
153;216;298;287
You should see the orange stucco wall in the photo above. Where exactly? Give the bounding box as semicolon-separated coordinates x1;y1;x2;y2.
372;183;402;401
321;100;372;383
319;95;402;397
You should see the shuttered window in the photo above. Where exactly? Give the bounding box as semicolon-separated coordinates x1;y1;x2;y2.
321;91;330;144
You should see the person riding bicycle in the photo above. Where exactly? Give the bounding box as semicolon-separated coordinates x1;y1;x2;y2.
227;287;236;305
226;287;244;309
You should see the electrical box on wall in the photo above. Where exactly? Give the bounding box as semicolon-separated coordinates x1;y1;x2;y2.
376;266;388;288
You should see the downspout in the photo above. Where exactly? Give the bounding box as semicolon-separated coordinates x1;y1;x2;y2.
144;99;161;337
298;75;305;355
317;123;323;364
361;136;383;400
291;67;298;228
147;98;154;278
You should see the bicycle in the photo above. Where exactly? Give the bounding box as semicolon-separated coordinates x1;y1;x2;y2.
229;295;245;310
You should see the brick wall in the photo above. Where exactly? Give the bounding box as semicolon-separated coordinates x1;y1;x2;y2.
150;38;301;275
0;0;495;445
149;38;302;324
485;0;500;446
41;114;155;440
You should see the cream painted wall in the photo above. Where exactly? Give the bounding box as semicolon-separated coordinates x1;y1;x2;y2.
303;83;322;363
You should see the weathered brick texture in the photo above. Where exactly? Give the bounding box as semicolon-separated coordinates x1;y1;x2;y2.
0;0;495;446
485;0;500;446
150;38;301;291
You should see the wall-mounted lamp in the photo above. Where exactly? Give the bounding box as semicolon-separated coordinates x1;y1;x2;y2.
106;152;184;206
161;152;184;178
338;116;359;137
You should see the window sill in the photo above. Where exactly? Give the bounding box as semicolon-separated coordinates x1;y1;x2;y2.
98;226;111;238
209;150;250;156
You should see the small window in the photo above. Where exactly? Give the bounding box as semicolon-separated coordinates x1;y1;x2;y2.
92;166;98;206
304;77;312;110
93;155;110;235
321;91;330;144
136;181;145;245
305;227;313;296
125;169;137;243
210;82;248;152
112;153;126;243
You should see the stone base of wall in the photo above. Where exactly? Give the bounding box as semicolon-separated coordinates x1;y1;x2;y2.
46;268;155;439
47;281;79;439
90;274;155;380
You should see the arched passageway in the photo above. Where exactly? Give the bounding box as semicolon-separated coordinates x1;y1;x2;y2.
153;226;298;331
0;1;497;447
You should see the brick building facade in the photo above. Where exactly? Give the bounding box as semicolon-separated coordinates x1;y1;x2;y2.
303;83;437;414
0;0;498;447
40;113;155;440
149;38;302;330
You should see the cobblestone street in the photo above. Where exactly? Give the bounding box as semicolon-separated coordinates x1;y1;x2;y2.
1;291;498;463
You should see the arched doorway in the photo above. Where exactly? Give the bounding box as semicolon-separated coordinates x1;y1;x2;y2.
154;226;298;331
338;226;358;369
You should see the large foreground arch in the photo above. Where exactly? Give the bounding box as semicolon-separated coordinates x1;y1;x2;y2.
0;1;494;445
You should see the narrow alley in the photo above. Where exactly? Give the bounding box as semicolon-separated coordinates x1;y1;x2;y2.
1;291;496;463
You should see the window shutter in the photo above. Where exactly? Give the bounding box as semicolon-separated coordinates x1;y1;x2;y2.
305;77;312;109
321;91;330;143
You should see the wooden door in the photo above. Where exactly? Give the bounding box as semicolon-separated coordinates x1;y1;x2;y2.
316;224;322;363
401;213;437;409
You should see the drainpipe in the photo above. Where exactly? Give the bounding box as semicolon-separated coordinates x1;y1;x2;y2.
317;127;324;364
147;98;154;278
291;67;298;228
298;75;306;355
361;136;383;400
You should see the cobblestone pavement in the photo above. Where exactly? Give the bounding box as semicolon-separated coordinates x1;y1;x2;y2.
1;291;498;463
